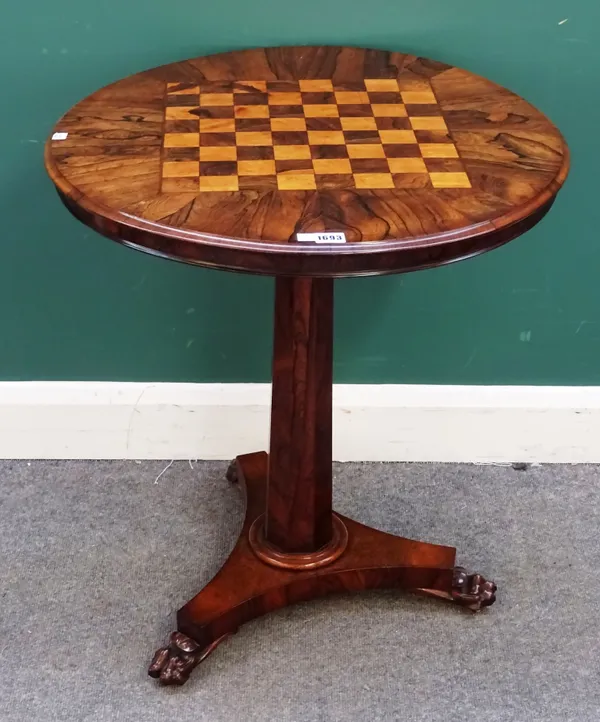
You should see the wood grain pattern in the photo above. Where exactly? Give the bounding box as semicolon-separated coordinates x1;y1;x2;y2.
45;46;569;277
266;277;333;553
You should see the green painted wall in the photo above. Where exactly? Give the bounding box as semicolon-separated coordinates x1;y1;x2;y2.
0;1;595;384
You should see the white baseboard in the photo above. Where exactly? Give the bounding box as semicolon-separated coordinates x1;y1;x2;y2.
0;382;598;462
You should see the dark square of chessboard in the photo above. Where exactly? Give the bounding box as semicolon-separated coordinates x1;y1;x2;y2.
350;158;390;174
375;117;412;131
198;81;235;93
414;130;452;143
367;92;402;104
306;117;342;132
164;147;200;162
337;104;373;118
272;131;309;145
236;118;271;132
335;81;369;91
383;143;421;158
237;146;275;161
276;159;314;173
199;132;236;146
165;119;199;134
310;145;349;160
233;92;268;105
190;106;235;119
343;130;381;144
315;173;355;190
269;105;305;118
404;103;441;117
301;92;336;105
266;80;301;92
233;81;268;93
167;94;199;107
238;175;278;191
199;161;237;176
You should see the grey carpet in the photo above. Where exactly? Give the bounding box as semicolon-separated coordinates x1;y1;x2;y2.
1;459;599;722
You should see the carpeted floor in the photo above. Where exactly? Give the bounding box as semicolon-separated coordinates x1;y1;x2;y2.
1;459;599;721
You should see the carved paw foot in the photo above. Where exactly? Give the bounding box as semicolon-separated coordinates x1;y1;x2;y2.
148;632;228;685
226;460;238;483
451;566;497;611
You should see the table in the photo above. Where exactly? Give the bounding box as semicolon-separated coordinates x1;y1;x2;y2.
45;45;569;686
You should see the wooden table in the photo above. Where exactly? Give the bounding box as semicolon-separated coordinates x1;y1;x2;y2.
45;46;569;686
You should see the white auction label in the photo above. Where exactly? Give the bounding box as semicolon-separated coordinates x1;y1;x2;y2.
52;132;69;141
296;232;347;244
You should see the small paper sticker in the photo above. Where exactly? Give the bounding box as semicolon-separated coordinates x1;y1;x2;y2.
52;132;68;141
296;232;347;244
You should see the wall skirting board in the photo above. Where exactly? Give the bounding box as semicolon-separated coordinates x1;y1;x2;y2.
0;382;599;463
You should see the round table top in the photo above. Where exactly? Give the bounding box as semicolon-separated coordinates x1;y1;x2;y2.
45;46;569;277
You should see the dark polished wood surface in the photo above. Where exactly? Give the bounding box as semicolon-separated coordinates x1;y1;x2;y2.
266;277;333;553
45;46;569;277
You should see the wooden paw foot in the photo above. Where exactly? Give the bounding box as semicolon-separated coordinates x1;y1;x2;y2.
451;566;497;611
148;631;229;686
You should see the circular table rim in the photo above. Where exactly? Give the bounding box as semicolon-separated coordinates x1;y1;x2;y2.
43;45;571;274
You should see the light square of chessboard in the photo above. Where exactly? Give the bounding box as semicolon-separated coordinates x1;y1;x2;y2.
313;159;352;175
429;172;471;188
199;119;236;133
199;146;237;161
354;173;394;189
164;133;199;147
167;83;199;95
335;91;370;105
299;80;334;92
270;118;307;132
274;145;312;160
387;157;428;173
347;144;386;159
236;131;273;146
420;143;459;158
307;131;345;145
304;105;340;118
378;130;417;144
200;93;234;106
340;117;377;131
162;161;199;178
234;105;270;118
401;90;437;104
410;116;448;131
199;176;239;192
371;104;407;117
277;172;317;191
269;92;302;105
364;79;400;92
238;160;277;176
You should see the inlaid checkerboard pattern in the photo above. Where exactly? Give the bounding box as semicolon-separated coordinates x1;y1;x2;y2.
161;79;471;193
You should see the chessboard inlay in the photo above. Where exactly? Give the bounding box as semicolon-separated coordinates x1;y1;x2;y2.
161;78;471;193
